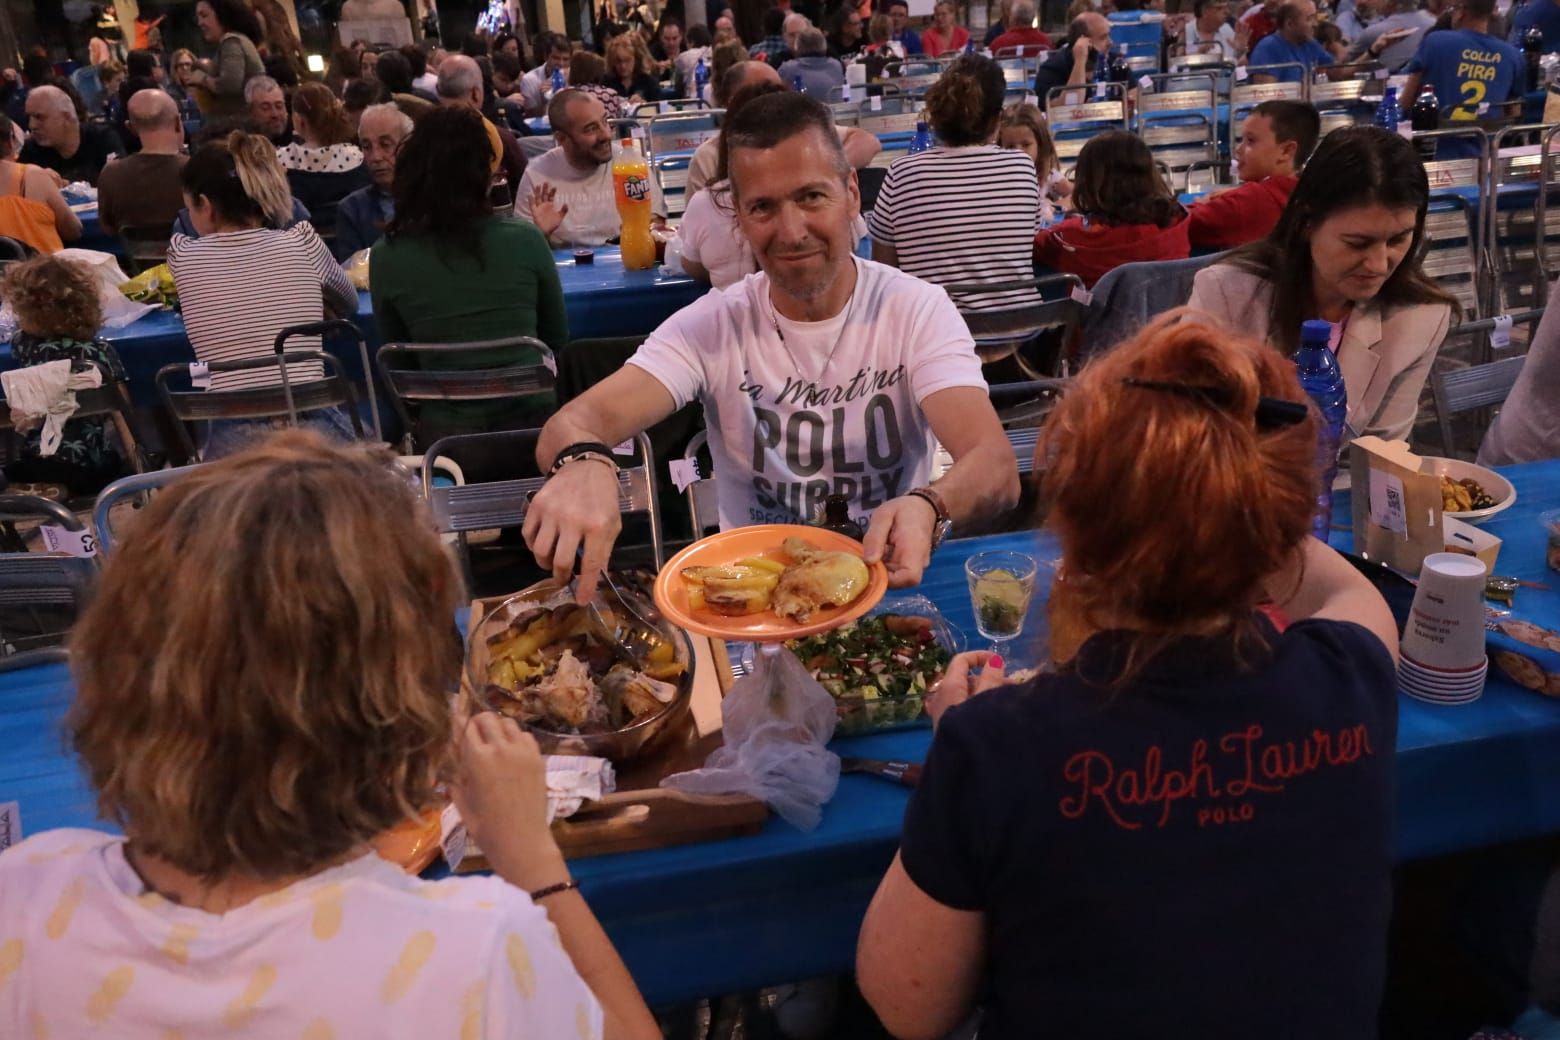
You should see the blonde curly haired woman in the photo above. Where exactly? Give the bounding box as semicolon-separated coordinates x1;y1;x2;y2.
0;431;659;1040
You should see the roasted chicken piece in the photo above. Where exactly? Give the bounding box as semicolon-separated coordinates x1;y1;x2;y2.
517;650;606;730
772;537;871;622
681;563;782;615
600;668;679;724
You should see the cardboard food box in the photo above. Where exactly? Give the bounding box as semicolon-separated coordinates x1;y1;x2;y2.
1348;437;1502;576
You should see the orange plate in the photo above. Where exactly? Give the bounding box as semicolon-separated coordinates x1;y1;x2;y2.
653;524;888;642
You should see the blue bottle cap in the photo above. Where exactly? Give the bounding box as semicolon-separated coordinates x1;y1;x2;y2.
1300;319;1333;345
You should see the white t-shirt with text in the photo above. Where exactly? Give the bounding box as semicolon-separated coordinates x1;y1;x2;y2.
628;257;986;531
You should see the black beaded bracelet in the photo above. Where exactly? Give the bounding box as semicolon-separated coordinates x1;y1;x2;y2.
549;442;618;477
530;879;580;902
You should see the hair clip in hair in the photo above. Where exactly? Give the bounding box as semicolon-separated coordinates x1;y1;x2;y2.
1121;377;1308;430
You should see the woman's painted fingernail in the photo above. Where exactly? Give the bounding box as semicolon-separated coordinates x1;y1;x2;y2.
986;655;1004;670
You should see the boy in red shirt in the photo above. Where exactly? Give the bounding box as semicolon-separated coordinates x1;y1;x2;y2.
1186;99;1320;250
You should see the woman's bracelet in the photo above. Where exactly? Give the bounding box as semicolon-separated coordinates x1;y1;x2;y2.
529;879;580;902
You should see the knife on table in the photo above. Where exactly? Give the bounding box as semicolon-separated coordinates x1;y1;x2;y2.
840;757;922;787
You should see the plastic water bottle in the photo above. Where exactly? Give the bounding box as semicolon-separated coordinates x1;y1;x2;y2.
695;56;708;95
793;73;805;93
1295;318;1349;540
1373;85;1400;131
909;121;933;152
551;66;565;93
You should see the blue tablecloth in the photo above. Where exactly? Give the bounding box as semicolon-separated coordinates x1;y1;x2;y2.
0;247;705;409
3;463;1559;1004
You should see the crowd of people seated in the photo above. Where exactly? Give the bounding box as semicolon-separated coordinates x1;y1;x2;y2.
8;5;1560;1033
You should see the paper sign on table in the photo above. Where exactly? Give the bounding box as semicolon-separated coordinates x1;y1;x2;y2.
668;458;702;493
188;361;211;389
1368;468;1408;536
869;95;882;111
0;801;19;851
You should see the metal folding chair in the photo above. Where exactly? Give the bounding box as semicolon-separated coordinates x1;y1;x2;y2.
0;548;96;655
420;429;663;589
1228;68;1303;145
932;426;1045;478
1046;81;1130;164
682;430;719;538
1306;61;1384;136
938;274;1088;376
155;350;364;461
92;465;201;557
117;223;173;275
1431;353;1526;458
0;494;81;554
0;356;149;482
375;337;557;453
1136;72;1218;178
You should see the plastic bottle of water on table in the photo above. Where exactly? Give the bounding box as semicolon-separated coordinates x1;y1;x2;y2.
1294;318;1349;540
909;120;933;153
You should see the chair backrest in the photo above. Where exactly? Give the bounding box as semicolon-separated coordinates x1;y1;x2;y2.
0;235;32;263
93;464;201;557
1431;353;1525;458
932;426;1043;478
647;109;722;156
155;350;363;460
857;96;923;134
117;223;173;274
937;274;1088;374
1046;82;1130;161
421;430;664;578
634;98;710;119
682;430;719;537
375;338;556;451
0;360;148;475
0;552;97;652
1137;72;1218;171
1080;250;1228;358
1229;73;1303;141
1420;197;1481;319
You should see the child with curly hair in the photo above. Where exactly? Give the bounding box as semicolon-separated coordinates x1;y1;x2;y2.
2;255;127;494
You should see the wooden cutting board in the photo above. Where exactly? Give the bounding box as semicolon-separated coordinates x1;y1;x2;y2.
463;594;766;862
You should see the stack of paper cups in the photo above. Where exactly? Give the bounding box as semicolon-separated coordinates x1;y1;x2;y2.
1398;552;1490;705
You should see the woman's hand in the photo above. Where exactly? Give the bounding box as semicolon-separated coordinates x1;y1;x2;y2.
448;711;568;890
528;182;569;239
926;651;1006;729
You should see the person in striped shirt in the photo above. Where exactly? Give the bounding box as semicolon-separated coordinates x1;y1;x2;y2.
867;53;1042;314
167;130;358;458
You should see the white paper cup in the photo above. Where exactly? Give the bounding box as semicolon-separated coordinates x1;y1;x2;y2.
1400;553;1490;671
846;63;868;87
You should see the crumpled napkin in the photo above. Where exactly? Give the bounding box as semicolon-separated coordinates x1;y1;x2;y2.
439;754;616;871
0;359;102;456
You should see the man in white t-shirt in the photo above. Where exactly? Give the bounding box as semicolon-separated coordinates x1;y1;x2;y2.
520;32;572;116
515;89;668;247
524;91;1021;597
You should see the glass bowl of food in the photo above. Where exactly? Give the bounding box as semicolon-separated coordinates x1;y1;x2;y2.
465;577;695;763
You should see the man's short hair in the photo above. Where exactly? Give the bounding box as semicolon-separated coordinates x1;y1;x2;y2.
493;50;523;79
27;85;75;120
763;7;787;35
436;54;483;99
719;60;765;105
547;87;592;132
1275;0;1307;28
1253;99;1321;164
796;27;828;55
688;24;713;47
359;101;414;137
1192;0;1227;16
399;43;428;77
1461;0;1495;17
1011;0;1037;23
244;75;281;104
1114;0;1145;11
1065;15;1095;46
375;48;415;93
885;0;910;12
127;88;180;132
541;30;571;55
725;91;848;195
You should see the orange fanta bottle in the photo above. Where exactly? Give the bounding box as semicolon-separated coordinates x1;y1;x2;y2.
613;133;656;271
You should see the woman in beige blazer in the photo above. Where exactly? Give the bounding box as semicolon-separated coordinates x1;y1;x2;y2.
1187;127;1457;443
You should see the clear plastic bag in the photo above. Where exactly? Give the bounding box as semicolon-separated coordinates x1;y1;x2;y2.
661;643;840;830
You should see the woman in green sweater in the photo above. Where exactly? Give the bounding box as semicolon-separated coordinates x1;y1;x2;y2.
370;105;568;448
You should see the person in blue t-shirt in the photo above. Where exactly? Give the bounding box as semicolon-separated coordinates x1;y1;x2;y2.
1403;0;1523;157
1510;0;1560;54
1250;0;1334;82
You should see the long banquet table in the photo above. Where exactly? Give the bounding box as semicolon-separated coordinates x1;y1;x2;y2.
2;461;1559;1006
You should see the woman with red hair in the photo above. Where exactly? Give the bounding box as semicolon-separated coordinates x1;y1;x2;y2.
857;314;1401;1039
